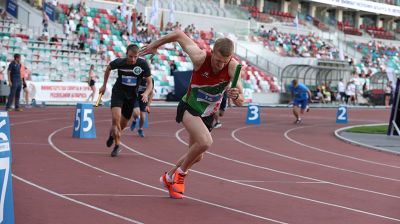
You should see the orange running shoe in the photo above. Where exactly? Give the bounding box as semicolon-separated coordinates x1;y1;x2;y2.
172;170;186;194
160;172;183;199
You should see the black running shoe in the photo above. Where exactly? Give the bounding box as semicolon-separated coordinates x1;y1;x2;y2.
111;145;120;157
106;133;114;147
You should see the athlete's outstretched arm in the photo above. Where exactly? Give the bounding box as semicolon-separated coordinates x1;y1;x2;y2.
99;65;111;95
140;76;153;103
227;60;244;107
139;30;206;70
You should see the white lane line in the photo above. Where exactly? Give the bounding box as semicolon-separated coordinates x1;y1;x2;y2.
49;125;286;224
10;117;66;126
233;180;326;184
284;124;400;169
13;142;50;146
13;175;144;224
63;151;139;155
176;128;400;199
62;194;166;198
232;126;400;182
122;132;400;222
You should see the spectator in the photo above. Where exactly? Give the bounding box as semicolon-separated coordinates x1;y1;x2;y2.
50;34;60;44
75;18;83;34
90;37;98;54
20;63;30;108
38;32;49;42
78;33;86;50
346;80;356;105
384;81;393;108
337;78;346;104
5;54;23;112
42;11;49;33
99;40;106;60
0;65;5;81
63;20;70;38
0;9;7;20
116;6;121;16
169;60;177;76
314;86;326;104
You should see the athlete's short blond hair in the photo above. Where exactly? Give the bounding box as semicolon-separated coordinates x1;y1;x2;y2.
213;38;234;57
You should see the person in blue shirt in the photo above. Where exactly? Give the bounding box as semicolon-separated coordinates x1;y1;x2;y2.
6;54;23;112
289;79;312;124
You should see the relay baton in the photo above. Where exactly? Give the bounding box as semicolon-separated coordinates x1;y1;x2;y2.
231;64;242;88
95;92;103;107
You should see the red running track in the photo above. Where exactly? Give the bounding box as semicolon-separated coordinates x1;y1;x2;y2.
10;106;400;224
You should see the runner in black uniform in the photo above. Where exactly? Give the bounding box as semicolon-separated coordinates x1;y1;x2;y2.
131;77;154;137
99;44;152;157
213;91;228;128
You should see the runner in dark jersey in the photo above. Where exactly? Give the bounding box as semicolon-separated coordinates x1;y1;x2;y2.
131;77;154;137
99;44;152;157
140;31;244;199
213;91;228;128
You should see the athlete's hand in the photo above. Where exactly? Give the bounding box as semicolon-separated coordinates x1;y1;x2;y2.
139;44;158;59
145;106;151;114
99;85;106;95
227;88;240;100
141;92;149;103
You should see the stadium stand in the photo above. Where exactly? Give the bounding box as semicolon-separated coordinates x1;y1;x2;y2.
2;0;399;104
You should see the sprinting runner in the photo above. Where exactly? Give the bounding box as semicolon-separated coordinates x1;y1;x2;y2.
99;44;153;157
213;91;228;128
131;77;154;137
289;79;312;124
140;31;244;199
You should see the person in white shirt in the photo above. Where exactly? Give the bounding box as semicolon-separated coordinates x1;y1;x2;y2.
345;80;356;105
384;81;393;108
90;38;98;54
63;20;70;38
337;78;346;103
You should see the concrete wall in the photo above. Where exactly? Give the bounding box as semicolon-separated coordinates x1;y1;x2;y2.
252;92;281;105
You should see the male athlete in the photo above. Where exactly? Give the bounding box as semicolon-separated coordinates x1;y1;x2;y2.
99;44;153;157
131;77;154;137
140;31;244;199
289;79;312;124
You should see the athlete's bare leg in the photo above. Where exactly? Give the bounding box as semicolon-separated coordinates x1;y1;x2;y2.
168;134;203;177
174;111;212;173
111;107;122;145
293;106;300;120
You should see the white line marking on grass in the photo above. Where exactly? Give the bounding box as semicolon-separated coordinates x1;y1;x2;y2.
284;124;400;169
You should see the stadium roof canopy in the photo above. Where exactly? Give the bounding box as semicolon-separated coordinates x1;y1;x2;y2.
281;63;352;92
